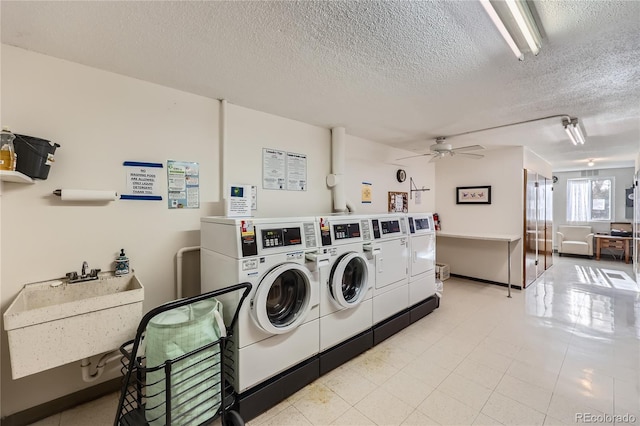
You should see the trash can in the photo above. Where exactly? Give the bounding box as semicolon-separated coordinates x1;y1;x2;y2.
13;134;60;179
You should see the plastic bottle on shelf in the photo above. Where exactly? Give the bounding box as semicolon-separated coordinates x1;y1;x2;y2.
0;127;17;171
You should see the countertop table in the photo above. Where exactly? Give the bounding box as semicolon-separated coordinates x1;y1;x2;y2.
436;232;522;297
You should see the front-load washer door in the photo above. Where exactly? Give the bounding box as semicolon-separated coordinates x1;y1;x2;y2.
329;252;370;308
252;263;313;335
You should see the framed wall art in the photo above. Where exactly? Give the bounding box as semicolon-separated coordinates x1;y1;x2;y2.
456;185;491;204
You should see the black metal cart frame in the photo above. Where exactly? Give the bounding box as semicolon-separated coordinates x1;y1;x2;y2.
115;282;252;426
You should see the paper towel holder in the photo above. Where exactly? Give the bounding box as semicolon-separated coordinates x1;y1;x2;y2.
53;189;118;202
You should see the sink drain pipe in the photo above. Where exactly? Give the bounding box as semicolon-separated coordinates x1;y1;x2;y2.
80;350;121;382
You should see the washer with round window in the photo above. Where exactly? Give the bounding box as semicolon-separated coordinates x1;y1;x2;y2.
315;214;374;373
200;216;326;404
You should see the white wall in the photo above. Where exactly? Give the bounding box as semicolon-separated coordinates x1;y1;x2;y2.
434;147;524;285
524;148;553;179
0;45;220;416
344;135;436;214
0;45;435;417
552;167;635;238
225;104;332;216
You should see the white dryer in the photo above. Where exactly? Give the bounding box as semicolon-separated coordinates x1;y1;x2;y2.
200;216;326;420
366;213;411;344
316;214;374;374
406;213;440;323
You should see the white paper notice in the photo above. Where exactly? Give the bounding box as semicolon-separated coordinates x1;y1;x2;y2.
263;149;286;190
126;166;161;196
226;185;252;217
287;152;307;191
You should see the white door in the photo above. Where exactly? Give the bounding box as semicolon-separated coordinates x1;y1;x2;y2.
375;238;409;289
329;252;370;308
411;234;435;277
251;263;313;334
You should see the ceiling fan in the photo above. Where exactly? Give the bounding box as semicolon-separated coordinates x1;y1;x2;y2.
398;137;486;162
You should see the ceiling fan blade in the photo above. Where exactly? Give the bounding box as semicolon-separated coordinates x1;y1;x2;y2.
451;144;486;153
396;152;432;161
456;152;484;159
428;154;443;163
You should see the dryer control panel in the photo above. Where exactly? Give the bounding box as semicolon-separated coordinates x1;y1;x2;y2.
407;214;435;234
371;218;406;239
318;217;372;246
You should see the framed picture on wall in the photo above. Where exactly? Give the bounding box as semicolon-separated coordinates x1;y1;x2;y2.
456;186;491;204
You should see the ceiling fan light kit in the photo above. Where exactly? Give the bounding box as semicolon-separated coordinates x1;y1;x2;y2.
480;0;542;60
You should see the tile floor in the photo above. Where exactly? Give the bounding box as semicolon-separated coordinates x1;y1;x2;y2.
30;255;639;426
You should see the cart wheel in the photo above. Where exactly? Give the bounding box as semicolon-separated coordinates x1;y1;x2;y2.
224;410;244;426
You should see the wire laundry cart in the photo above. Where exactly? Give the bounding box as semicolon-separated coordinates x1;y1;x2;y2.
115;282;252;426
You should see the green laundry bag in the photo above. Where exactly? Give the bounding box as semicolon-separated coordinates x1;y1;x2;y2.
144;299;225;425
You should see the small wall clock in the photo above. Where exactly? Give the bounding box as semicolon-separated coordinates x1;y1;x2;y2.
396;169;407;183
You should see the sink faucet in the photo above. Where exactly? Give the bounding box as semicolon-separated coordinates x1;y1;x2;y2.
81;261;88;276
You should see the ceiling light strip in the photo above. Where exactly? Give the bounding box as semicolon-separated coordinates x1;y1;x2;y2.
479;0;524;60
505;0;541;55
564;123;578;145
563;117;586;145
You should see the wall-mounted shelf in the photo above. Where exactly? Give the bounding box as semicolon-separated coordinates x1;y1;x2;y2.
0;171;34;184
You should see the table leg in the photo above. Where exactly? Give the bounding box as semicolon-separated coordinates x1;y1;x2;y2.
596;237;601;260
507;240;512;298
625;239;630;264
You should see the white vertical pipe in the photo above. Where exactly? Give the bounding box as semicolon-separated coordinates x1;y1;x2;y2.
176;246;200;299
219;99;228;199
331;127;347;212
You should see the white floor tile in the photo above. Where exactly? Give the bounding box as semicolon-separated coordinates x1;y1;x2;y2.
416;390;479;425
319;364;378;405
290;382;351;425
400;355;453;389
353;387;414;426
494;373;553;413
259;405;313;426
379;369;436;408
454;358;505;390
546;393;610;425
481;392;546;426
472;413;504;425
506;359;558;391
330;407;377;425
436;372;493;410
249;398;291;425
401;409;442;425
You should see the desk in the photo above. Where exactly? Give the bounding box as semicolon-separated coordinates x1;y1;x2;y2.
595;235;632;263
436;232;522;298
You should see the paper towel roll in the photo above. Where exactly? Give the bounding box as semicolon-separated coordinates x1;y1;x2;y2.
53;189;117;201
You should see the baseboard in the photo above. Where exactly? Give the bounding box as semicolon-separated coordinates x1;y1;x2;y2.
449;274;523;290
0;378;121;426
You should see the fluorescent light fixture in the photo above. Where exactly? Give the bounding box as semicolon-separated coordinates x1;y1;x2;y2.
562;117;586;145
480;0;542;59
479;0;523;60
505;0;542;55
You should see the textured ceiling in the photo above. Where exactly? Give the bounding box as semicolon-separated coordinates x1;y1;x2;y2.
2;1;639;171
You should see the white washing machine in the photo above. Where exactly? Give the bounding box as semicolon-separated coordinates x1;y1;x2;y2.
366;213;410;343
406;213;440;322
200;216;327;419
316;214;374;373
